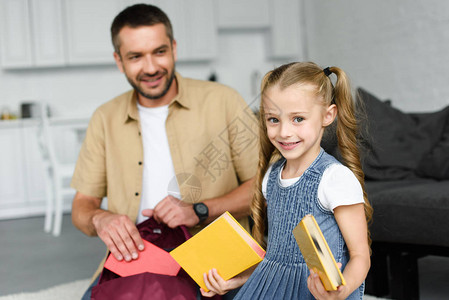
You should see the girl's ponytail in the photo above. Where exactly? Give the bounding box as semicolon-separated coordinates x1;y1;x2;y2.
329;67;373;244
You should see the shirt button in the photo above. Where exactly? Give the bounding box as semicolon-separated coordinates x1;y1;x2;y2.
135;192;139;196
138;161;142;165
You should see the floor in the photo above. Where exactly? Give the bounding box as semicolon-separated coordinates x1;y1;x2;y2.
0;215;105;296
1;215;449;299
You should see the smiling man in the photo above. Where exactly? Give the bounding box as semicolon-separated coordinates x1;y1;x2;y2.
70;4;258;299
114;24;177;105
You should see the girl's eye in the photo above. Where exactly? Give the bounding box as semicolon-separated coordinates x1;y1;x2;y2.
293;117;304;123
267;117;279;124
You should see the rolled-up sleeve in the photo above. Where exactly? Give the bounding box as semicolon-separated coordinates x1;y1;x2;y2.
71;109;107;198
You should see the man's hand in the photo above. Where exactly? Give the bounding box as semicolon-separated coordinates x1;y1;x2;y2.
142;195;199;228
92;210;145;262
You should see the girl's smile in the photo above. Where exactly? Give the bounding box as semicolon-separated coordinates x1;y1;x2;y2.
278;140;301;151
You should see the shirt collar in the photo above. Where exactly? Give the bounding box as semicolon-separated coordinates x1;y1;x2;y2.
124;90;140;123
170;72;190;109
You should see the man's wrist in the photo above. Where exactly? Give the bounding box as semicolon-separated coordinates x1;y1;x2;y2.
91;209;109;233
193;202;209;225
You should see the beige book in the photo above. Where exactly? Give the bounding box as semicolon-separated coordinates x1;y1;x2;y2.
292;214;346;291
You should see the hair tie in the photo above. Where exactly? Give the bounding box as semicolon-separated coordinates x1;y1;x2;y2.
323;67;332;77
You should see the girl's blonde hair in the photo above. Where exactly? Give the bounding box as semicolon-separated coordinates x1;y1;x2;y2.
251;62;373;248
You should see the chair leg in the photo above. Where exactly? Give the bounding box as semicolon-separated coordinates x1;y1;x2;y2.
44;168;54;233
52;178;63;236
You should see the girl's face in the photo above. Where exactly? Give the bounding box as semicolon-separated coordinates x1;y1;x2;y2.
263;83;336;172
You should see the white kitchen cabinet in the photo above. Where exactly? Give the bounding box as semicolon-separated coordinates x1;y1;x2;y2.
216;0;304;60
216;0;271;29
0;0;66;69
0;0;217;69
30;0;66;67
0;0;121;68
125;0;217;61
269;0;304;59
21;123;47;206
0;0;33;68
0;123;26;218
0;118;88;220
181;0;217;60
63;0;124;65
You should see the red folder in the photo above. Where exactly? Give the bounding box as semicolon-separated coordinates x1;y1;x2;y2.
104;239;181;277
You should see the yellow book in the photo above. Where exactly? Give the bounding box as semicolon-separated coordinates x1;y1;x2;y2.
170;211;266;291
292;214;346;291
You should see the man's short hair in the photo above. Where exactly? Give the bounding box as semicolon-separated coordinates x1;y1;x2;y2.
111;4;174;54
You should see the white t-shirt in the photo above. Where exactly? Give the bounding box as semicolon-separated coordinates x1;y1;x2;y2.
136;103;180;224
262;163;364;212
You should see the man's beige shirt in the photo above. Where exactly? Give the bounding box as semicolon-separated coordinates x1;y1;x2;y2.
71;73;259;277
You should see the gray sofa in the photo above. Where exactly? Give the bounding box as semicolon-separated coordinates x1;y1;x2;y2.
322;88;449;300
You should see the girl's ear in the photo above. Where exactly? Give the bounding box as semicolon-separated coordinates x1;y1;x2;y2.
323;104;337;127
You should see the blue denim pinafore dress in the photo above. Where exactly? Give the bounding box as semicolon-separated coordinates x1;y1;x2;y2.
234;149;364;299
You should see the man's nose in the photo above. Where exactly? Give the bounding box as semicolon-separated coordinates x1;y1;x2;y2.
142;55;157;74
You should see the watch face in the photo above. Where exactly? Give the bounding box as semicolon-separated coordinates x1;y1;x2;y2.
195;203;208;215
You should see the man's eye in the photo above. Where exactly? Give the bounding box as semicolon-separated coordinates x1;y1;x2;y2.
293;117;304;123
157;49;167;55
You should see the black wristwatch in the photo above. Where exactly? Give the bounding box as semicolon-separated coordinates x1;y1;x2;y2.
193;202;209;224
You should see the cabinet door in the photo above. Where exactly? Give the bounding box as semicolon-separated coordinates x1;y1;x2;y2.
182;0;216;60
21;125;47;206
0;0;33;68
30;0;66;67
216;0;270;29
0;126;26;218
64;0;123;65
270;0;304;59
154;0;216;61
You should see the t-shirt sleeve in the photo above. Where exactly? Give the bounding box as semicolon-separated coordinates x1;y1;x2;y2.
318;164;364;212
261;164;273;198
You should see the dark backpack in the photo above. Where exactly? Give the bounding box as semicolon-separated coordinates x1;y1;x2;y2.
91;217;221;300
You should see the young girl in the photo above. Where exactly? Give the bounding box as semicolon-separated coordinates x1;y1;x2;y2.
201;62;372;299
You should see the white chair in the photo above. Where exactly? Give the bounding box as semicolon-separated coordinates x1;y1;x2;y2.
36;103;87;236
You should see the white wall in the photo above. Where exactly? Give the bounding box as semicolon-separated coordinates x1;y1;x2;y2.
304;0;449;112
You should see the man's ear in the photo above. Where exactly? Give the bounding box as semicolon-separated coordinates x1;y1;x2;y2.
113;52;124;73
172;39;178;62
323;104;337;127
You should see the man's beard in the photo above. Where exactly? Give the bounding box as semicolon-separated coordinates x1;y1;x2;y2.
128;69;176;100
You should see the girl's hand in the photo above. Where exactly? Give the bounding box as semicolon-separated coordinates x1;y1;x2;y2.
307;265;348;300
200;268;251;297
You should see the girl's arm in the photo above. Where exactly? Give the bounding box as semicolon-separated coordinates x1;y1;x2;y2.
200;265;257;297
308;203;370;299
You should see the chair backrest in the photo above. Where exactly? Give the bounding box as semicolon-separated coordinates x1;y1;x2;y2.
36;102;89;170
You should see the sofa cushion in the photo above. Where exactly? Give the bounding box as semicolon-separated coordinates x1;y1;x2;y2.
366;179;449;247
416;110;449;179
356;88;449;180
